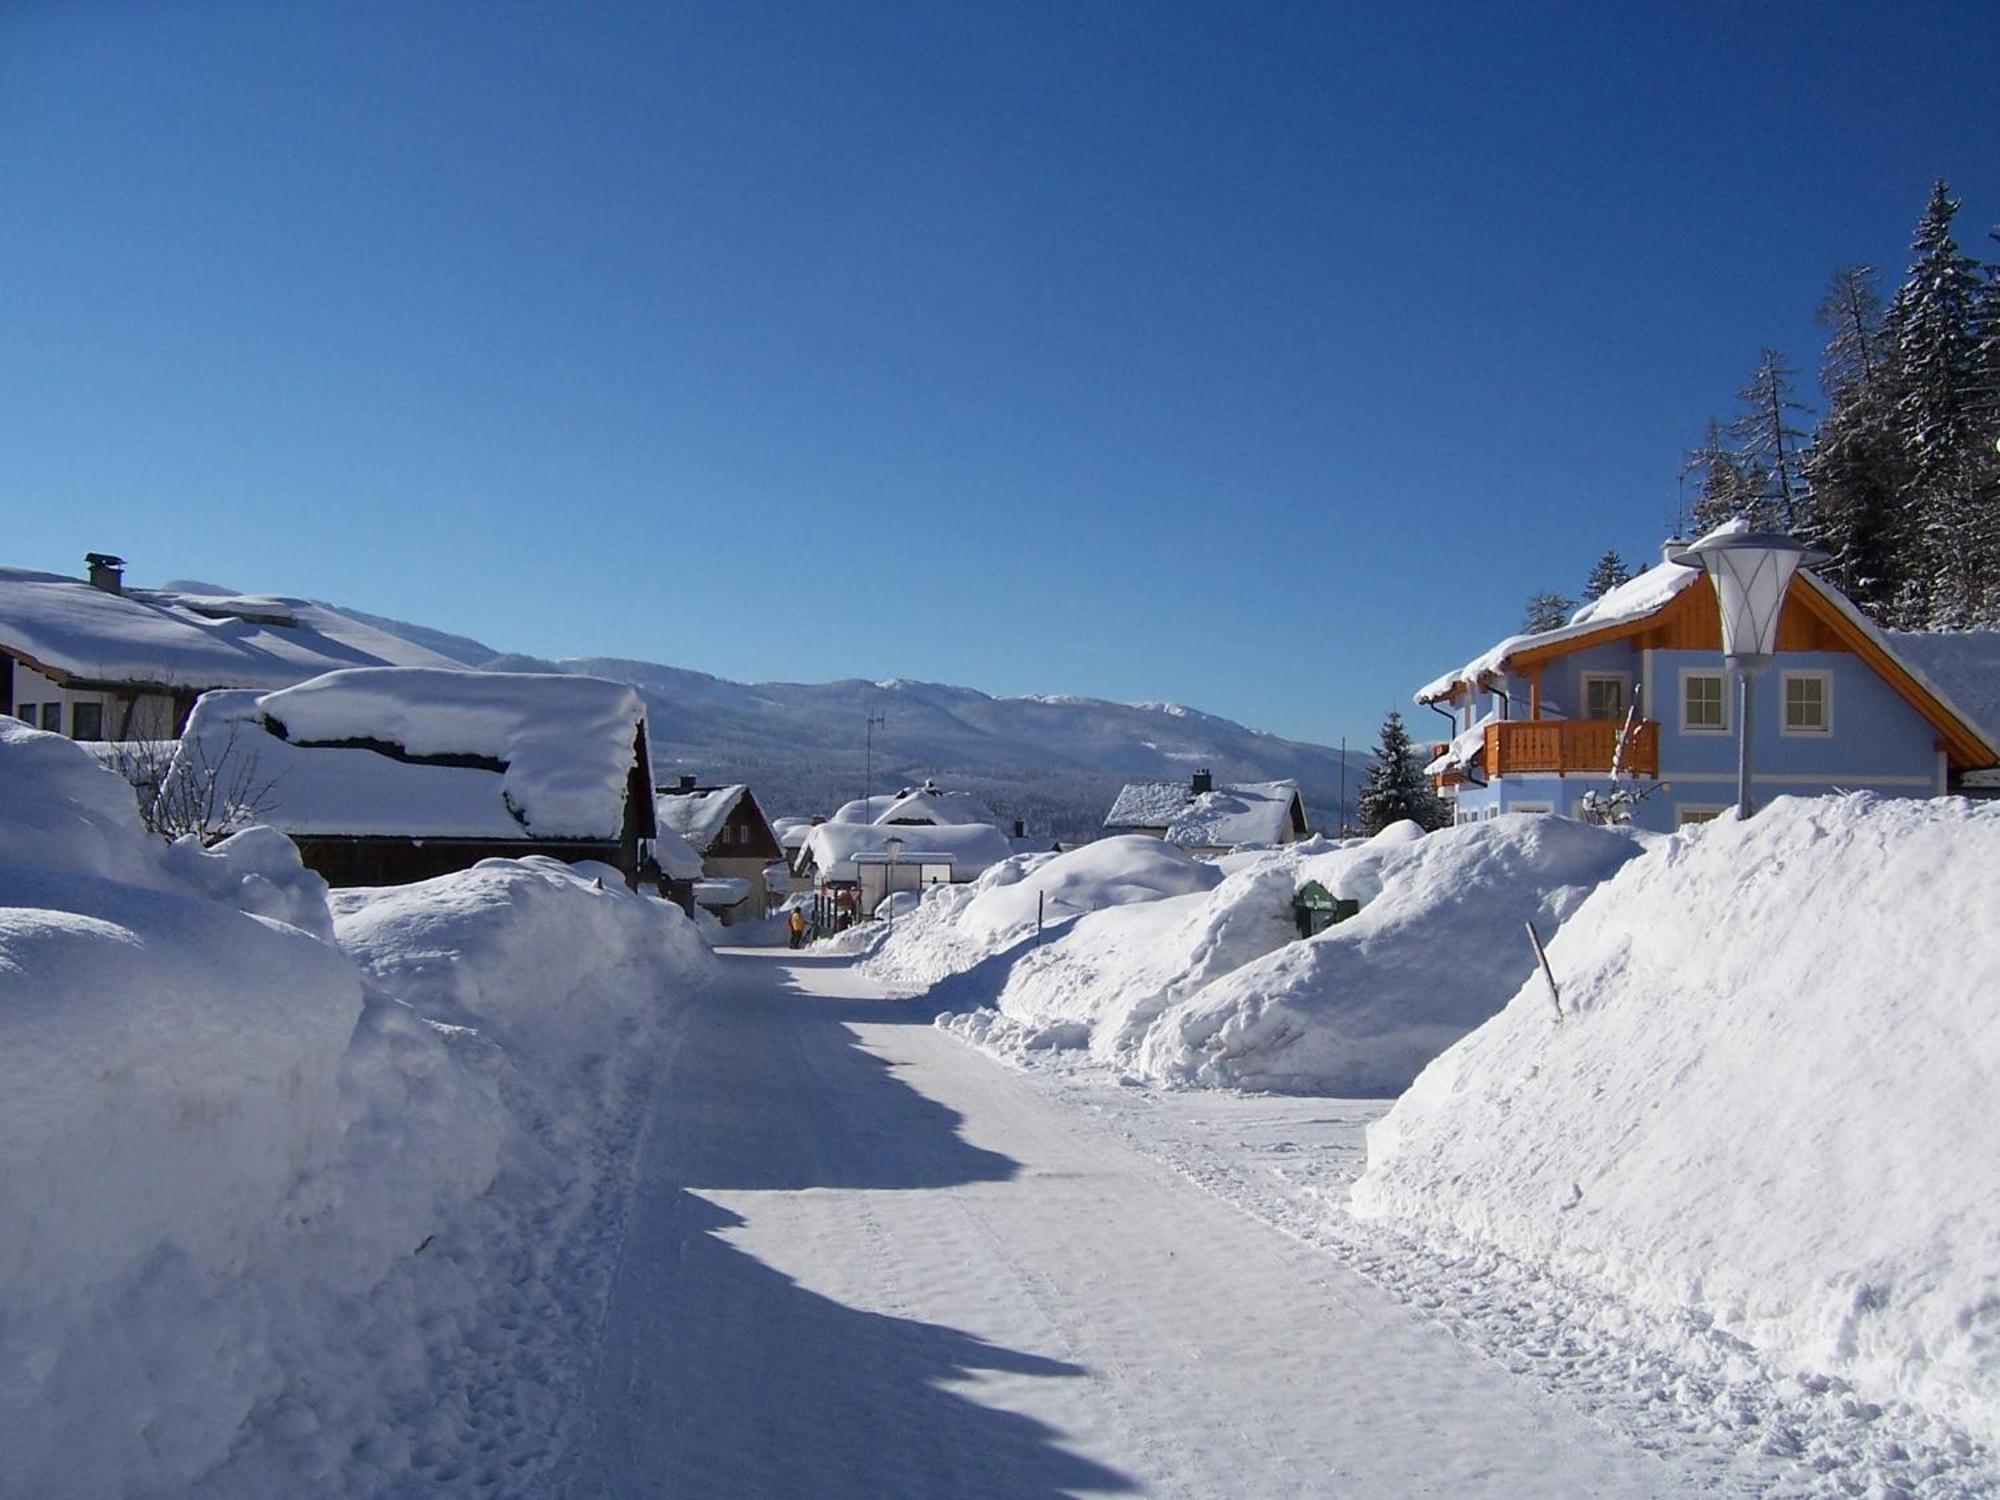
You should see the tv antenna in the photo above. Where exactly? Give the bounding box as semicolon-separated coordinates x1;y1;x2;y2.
864;712;886;816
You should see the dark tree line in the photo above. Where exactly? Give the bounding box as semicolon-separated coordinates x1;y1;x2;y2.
1683;180;2000;630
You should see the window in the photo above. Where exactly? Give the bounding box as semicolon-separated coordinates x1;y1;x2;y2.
1582;673;1629;721
39;703;62;733
1509;802;1553;815
1681;671;1727;733
13;703;36;725
1676;805;1728;827
70;701;103;740
1781;671;1832;735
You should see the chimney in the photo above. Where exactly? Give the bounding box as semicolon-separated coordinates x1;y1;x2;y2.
84;552;125;595
1190;768;1213;797
676;773;697;793
1661;536;1688;566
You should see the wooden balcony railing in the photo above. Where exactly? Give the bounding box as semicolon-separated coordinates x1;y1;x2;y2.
1483;718;1659;778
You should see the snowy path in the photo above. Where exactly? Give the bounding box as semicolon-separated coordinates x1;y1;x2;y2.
565;951;1695;1497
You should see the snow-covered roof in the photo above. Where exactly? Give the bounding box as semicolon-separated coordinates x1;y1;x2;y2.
829;793;901;825
875;784;998;826
1882;630;2000;758
1416;555;1703;704
799;821;1014;883
649;826;706;881
1104;780;1201;830
1105;778;1306;848
1161;781;1305;849
0;565;462;691
169;668;650;840
655;784;750;851
1422;713;1500;777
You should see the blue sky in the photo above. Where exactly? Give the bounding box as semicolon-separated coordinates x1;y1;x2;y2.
3;2;1995;747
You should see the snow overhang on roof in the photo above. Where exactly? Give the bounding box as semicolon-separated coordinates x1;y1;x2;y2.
169;668;649;840
1415;557;1705;705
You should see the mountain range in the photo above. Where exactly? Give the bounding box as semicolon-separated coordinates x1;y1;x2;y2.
332;604;1369;838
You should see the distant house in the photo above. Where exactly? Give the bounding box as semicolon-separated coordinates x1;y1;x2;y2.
166;668;660;886
1;554;462;744
655;777;785;924
1103;770;1311;855
795;820;1015;924
1416;533;2000;830
827;780;998;828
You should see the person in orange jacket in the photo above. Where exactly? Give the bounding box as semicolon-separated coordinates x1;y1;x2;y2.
788;907;807;949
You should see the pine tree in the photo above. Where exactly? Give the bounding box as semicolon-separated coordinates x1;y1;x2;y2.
1728;348;1815;534
1884;181;1990;626
1684;419;1758;534
1804;265;1905;620
1357;710;1445;834
1521;590;1576;633
1582;550;1632;600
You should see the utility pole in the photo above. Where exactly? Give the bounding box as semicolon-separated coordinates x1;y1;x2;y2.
864;712;885;818
1339;736;1348;836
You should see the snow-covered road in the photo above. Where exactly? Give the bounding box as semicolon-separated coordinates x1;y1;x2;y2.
566;950;1693;1497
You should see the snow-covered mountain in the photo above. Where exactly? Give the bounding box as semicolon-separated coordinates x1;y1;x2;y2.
330;609;1366;837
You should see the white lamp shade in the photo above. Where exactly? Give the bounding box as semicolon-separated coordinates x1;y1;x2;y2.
1669;529;1825;665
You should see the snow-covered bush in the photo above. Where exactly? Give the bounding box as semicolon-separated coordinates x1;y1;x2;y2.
1352;795;2000;1447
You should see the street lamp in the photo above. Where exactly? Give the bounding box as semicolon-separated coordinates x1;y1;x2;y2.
883;835;904;927
1669;527;1826;819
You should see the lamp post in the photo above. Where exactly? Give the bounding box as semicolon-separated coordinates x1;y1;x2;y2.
1669;528;1826;819
883;835;903;927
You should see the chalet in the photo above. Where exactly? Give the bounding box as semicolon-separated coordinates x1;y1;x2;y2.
1;554;462;743
655;778;785;924
164;668;660;886
1417;533;2000;830
1103;770;1311;855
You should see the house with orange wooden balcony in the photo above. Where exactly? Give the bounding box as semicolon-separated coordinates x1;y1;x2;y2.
1415;536;1999;831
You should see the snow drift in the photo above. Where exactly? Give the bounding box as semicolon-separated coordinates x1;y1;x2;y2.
0;719;714;1495
926;816;1646;1094
1352;795;2000;1448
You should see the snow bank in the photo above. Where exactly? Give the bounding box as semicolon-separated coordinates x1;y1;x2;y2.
1352;795;2000;1447
1138;815;1648;1093
0;721;367;1491
0;719;716;1494
930;817;1645;1093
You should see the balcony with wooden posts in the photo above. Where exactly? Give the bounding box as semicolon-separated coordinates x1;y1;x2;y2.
1482;717;1659;778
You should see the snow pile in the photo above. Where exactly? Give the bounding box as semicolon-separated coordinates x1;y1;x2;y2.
1352;795;2000;1447
932;817;1645;1093
1137;815;1648;1093
863;837;1220;990
0;721;367;1491
332;855;714;1139
0;719;716;1494
173;666;650;839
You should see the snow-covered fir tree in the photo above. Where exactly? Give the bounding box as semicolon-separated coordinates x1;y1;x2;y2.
1685;418;1760;534
1357;710;1446;834
1884;180;1992;627
1728;348;1815;534
1582;550;1632;601
1805;264;1905;619
1521;590;1575;633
